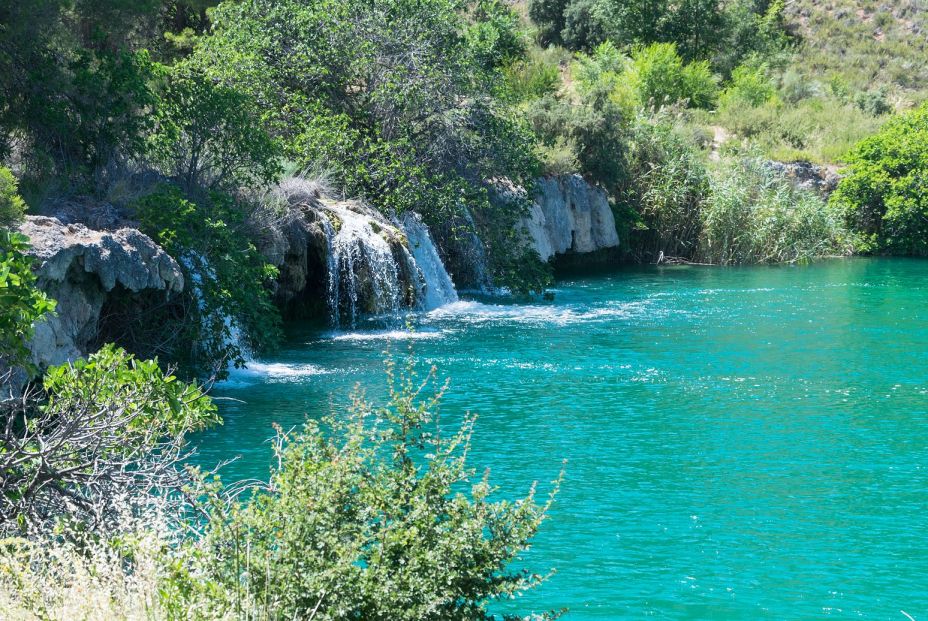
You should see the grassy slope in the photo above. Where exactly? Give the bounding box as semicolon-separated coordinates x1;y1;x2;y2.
785;0;928;100
715;0;928;165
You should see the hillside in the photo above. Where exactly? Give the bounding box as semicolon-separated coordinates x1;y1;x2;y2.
785;0;928;100
715;0;928;163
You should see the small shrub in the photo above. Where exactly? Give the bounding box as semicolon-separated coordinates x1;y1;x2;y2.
628;42;719;109
0;167;26;226
853;88;892;116
201;360;563;620
1;345;219;533
720;60;777;108
505;51;562;101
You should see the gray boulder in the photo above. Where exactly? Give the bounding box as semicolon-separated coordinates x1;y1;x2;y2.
18;216;184;371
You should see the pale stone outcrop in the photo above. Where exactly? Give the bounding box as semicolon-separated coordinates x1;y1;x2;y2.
18;216;184;370
504;175;620;262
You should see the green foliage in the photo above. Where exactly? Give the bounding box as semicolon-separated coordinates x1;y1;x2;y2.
700;158;853;263
43;344;219;439
718;95;884;164
622;115;711;260
0;231;56;372
133;184;281;375
199;360;562;620
528;0;571;47
560;0;610;51
0;0;160;187
150;62;282;192
0;168;26;226
528;0;786;68
628;43;718;109
193;0;546;293
0;343;218;532
719;59;777;107
504;48;564;102
831;103;928;255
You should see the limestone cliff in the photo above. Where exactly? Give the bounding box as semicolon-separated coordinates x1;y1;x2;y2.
514;175;620;262
18;216;184;371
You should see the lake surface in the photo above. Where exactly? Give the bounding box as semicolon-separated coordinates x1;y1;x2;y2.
197;258;928;619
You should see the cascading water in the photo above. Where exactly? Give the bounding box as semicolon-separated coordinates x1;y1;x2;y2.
398;212;458;310
179;252;252;366
315;204;460;327
322;205;409;327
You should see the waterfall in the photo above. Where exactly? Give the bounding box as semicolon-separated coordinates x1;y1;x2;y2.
398;212;458;310
179;252;252;365
314;204;460;327
322;204;410;327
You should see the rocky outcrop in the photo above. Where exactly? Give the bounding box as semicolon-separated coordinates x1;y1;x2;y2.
513;175;620;262
765;161;841;197
18;216;184;370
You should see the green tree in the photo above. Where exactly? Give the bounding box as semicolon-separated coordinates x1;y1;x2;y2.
194;0;547;292
0;1;161;186
150;62;282;192
831;102;928;255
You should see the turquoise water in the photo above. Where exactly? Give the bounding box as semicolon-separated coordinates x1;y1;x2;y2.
197;258;928;619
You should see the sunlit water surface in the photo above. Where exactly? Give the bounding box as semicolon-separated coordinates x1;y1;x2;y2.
196;259;928;619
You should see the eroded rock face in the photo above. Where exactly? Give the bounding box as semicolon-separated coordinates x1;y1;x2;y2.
765;161;841;197
514;175;620;262
18;216;184;370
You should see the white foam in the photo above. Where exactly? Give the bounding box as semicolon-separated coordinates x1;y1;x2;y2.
328;329;447;342
424;300;650;326
225;361;330;385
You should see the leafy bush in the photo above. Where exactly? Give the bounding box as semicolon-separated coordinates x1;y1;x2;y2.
504;48;564;101
719;60;777;108
1;359;562;620
200;361;562;620
700;158;853;263
1;344;218;533
0;167;26;226
133;184;281;375
580;42;718;110
831;102;928;255
0;231;56;372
